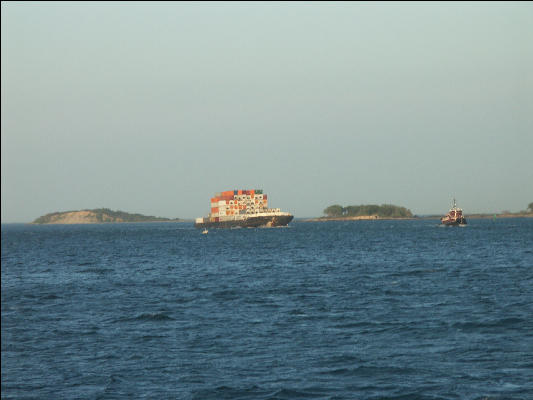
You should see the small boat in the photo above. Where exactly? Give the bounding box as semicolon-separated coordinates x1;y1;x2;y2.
441;198;467;226
202;229;209;234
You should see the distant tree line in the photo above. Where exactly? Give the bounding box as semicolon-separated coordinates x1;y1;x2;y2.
90;208;177;222
323;204;413;218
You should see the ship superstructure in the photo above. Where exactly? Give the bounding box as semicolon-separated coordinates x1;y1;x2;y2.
194;189;293;228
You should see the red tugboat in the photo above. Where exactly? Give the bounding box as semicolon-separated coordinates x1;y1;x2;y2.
441;198;467;226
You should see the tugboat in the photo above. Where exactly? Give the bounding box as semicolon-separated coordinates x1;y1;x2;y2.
441;198;467;226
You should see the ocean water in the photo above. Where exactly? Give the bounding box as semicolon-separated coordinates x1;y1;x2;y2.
2;219;532;400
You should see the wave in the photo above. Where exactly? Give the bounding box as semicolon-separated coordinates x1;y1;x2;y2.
114;312;175;323
212;289;240;300
40;293;60;300
319;365;418;378
192;385;328;400
452;317;526;331
79;267;111;275
133;312;174;321
77;261;96;266
138;334;167;342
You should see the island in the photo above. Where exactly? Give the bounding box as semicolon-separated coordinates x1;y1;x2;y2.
308;202;533;221
305;204;414;222
32;208;182;224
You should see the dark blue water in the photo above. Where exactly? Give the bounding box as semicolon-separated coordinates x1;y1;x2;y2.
2;219;533;400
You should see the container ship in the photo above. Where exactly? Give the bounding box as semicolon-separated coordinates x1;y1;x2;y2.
194;189;293;229
441;198;467;226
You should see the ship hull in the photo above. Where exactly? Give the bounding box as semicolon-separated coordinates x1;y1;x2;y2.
195;214;293;229
441;217;467;226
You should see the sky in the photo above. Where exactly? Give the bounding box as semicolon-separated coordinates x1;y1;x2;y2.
2;1;533;222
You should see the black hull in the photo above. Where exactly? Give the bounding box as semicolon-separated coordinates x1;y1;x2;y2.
195;215;293;229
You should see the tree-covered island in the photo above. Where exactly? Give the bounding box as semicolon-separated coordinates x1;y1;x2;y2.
32;208;181;224
319;204;413;220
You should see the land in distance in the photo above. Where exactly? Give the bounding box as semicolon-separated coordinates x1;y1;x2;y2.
32;208;182;224
304;215;415;222
418;203;533;219
306;204;413;222
304;203;533;222
429;212;533;219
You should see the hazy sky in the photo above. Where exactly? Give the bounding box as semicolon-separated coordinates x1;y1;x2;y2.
2;2;532;222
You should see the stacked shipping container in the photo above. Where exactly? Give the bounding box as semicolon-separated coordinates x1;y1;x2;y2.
206;189;272;222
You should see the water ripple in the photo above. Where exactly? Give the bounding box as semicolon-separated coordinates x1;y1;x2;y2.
2;219;533;399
